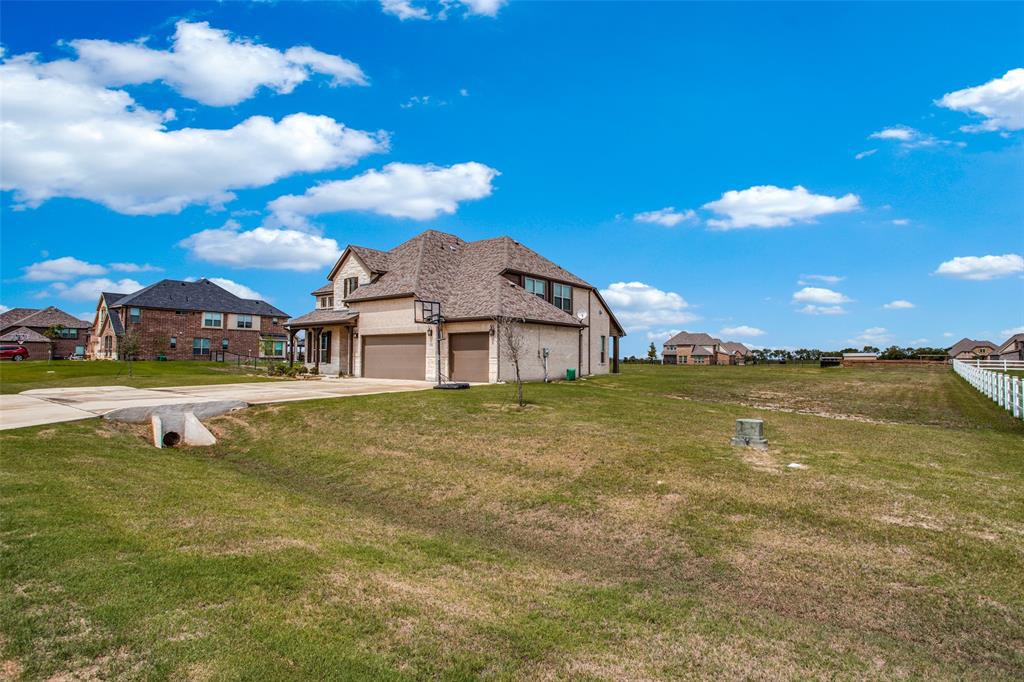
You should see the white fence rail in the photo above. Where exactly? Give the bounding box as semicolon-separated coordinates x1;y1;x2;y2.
953;359;1023;419
959;358;1024;370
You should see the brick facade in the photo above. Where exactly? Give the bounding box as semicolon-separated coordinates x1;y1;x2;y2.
100;308;288;360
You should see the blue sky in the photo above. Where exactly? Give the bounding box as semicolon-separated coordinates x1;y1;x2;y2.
2;0;1022;356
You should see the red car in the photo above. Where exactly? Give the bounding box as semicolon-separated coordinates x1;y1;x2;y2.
0;345;29;361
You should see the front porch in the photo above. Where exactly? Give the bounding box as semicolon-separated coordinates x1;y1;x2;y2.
283;309;359;377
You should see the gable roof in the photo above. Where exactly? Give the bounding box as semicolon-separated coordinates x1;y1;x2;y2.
108;279;288;317
946;337;996;356
0;326;51;343
337;230;623;332
0;306;91;331
665;331;722;347
720;341;751;354
997;333;1024;353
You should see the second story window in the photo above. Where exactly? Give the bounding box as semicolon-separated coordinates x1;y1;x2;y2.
318;295;333;309
129;307;141;324
524;277;546;299
343;277;359;297
236;314;253;329
203;312;223;328
553;283;572;313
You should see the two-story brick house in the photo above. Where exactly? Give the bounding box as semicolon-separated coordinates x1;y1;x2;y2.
285;229;625;382
662;332;752;365
90;279;289;361
0;306;92;359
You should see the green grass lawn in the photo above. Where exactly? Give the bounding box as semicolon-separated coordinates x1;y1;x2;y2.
0;359;279;394
2;365;1022;680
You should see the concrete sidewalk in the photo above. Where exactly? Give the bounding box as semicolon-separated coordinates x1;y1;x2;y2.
1;378;433;431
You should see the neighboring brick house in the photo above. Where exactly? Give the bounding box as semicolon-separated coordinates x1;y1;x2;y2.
285;229;625;382
662;332;751;365
945;338;996;362
0;306;91;360
90;279;289;361
992;333;1024;361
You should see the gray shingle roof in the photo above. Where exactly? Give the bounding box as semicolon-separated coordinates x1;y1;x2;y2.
997;333;1024;353
109;279;288;317
946;337;996;357
100;293;127;336
341;230;613;329
0;306;91;331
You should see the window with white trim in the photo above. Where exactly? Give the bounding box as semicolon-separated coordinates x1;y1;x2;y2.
236;314;253;329
553;283;572;313
203;312;222;328
524;277;546;299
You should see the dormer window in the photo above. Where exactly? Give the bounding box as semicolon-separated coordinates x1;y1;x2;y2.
318;295;333;309
524;277;546;299
343;277;359;297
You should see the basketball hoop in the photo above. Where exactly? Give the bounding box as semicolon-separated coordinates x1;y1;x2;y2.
415;300;442;325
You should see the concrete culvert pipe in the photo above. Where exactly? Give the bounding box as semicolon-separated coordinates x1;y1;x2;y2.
162;431;181;447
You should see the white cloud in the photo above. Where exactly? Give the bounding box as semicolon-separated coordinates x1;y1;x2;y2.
869;125;918;142
206;277;265;301
719;325;765;338
798;274;844;285
937;68;1024;133
268;162;499;226
460;0;508;16
1001;326;1024;337
0;304;10;315
381;0;431;20
75;311;94;322
868;124;961;150
854;149;878;160
22;256;106;281
633;207;696;227
179;220;342;272
48;277;143;302
883;299;914;310
646;329;682;343
109;262;162;273
792;287;852;305
909;338;930;345
381;0;506;20
459;88;469;97
43;20;367;107
934;254;1024;281
891;219;910;226
599;282;698;331
850;327;891;345
797;304;846;316
0;56;388;215
943;331;954;338
703;185;860;229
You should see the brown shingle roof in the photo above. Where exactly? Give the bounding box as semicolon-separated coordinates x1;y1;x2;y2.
0;306;91;330
665;331;722;347
997;333;1024;353
946;337;996;357
720;341;751;354
341;230;602;328
350;246;392;273
0;326;50;343
286;309;359;327
310;283;334;296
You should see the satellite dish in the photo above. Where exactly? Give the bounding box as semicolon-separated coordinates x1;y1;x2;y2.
576;310;588;321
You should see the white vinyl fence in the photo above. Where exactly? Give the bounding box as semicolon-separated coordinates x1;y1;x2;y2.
953;359;1023;419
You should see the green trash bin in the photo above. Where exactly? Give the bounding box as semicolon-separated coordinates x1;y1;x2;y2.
566;368;576;381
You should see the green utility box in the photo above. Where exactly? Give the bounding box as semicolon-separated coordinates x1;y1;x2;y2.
566;368;576;381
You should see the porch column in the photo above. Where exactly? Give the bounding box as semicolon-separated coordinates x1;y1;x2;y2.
313;326;323;373
612;336;620;374
288;328;296;367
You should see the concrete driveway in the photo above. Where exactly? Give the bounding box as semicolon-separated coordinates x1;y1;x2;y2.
0;377;433;431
